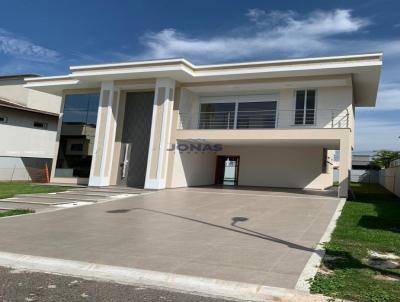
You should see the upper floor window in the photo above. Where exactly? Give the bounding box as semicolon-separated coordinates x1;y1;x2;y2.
0;116;8;124
199;102;235;129
237;101;277;129
34;121;48;129
295;90;316;125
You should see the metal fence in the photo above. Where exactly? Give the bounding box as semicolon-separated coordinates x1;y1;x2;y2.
390;158;400;168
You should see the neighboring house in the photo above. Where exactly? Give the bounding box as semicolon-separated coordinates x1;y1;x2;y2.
333;152;380;183
0;75;61;181
351;153;380;183
24;53;382;197
352;153;376;169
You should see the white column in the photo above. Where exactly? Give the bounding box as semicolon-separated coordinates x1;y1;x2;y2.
338;136;351;198
144;78;176;189
88;81;119;186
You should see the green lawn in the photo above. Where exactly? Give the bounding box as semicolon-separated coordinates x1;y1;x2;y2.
0;182;70;199
0;209;34;218
310;183;400;302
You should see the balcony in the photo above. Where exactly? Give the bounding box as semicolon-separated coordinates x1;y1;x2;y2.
178;109;350;130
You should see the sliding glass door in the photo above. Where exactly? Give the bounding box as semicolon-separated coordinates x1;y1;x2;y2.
237;101;277;128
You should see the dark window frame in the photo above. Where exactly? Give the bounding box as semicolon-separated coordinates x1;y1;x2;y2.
294;89;317;125
33;121;48;129
199;102;236;129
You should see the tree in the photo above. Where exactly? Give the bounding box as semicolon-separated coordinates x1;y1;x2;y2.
371;150;400;168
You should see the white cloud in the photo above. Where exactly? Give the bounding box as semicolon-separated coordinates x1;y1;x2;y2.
0;29;60;62
138;9;369;62
245;9;295;26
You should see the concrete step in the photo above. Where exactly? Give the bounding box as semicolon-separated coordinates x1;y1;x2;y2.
14;193;101;202
61;191;125;198
4;197;74;205
0;201;50;211
70;188;144;195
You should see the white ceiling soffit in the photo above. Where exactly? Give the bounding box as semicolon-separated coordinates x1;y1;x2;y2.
178;138;341;149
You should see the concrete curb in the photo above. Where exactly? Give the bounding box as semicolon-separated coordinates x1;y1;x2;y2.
295;197;347;291
0;251;333;302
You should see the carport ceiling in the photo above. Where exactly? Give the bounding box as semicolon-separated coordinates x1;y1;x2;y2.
180;138;341;149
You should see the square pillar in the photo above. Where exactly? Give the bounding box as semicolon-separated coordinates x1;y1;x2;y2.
338;136;351;198
145;78;176;189
89;81;120;186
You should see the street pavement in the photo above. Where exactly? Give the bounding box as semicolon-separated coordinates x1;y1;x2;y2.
0;266;232;302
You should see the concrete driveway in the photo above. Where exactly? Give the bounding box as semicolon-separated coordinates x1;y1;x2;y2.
0;186;341;289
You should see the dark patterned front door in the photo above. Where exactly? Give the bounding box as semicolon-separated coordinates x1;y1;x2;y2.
118;91;154;187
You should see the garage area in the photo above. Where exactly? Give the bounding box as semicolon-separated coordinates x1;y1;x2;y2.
170;143;335;190
0;186;340;289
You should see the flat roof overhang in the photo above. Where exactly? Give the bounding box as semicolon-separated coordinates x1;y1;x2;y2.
175;128;351;149
24;53;382;107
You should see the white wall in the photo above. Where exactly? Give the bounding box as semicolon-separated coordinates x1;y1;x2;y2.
217;145;332;190
170;149;216;187
0;107;58;158
379;167;400;197
170;144;334;190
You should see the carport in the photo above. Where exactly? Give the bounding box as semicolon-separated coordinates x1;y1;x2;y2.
172;129;352;197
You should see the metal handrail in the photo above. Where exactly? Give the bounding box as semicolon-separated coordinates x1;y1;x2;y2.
179;109;349;130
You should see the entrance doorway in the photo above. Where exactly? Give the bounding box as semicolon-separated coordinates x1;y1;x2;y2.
117;91;154;187
215;155;240;186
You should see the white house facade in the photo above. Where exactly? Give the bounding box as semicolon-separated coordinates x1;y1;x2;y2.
24;53;383;197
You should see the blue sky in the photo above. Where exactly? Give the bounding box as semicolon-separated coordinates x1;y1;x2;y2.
0;0;399;151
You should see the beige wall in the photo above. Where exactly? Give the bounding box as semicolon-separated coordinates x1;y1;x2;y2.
110;91;127;185
0;78;62;114
169;145;334;190
221;145;332;189
178;83;354;147
170;150;216;187
0;78;29;106
27;89;62;114
379;166;400;197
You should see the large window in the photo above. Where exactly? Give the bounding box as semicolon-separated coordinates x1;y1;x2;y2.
294;90;316;125
237;101;276;128
55;93;100;178
199;103;235;129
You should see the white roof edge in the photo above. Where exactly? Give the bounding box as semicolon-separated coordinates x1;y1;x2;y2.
69;52;383;72
24;74;73;82
195;52;383;69
70;58;195;71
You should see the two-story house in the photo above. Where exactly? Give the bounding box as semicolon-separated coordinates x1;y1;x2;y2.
24;53;383;198
0;75;61;181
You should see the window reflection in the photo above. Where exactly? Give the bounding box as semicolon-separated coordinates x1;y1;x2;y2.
55;93;100;178
237;102;277;128
199;103;235;129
